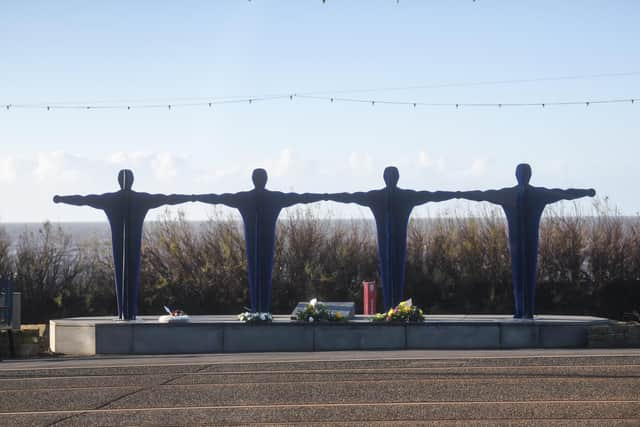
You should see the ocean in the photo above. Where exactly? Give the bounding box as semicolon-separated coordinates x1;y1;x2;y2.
2;215;636;252
0;219;378;252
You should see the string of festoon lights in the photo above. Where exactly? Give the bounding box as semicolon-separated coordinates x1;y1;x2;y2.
246;0;442;3
3;95;637;112
248;0;478;3
5;72;640;112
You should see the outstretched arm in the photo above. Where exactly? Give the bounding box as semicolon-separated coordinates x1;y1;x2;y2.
144;193;195;210
193;193;242;209
456;189;510;206
411;190;460;205
540;187;596;204
278;192;328;208
324;191;372;207
53;194;107;209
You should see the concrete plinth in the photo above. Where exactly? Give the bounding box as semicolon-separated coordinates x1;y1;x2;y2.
50;314;611;356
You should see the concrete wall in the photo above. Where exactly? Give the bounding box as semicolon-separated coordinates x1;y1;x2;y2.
588;323;640;348
50;318;605;356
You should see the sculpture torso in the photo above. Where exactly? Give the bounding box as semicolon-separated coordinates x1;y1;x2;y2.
500;185;548;260
234;190;284;255
363;187;421;307
99;190;153;318
367;187;414;260
103;191;148;248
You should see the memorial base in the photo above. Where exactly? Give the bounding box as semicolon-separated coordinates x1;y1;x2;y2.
49;314;611;356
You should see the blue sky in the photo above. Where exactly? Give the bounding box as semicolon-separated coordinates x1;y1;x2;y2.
1;1;639;222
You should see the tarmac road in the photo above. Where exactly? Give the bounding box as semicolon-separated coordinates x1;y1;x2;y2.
0;349;639;426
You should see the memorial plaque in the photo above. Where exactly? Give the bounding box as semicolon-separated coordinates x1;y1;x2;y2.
291;302;356;320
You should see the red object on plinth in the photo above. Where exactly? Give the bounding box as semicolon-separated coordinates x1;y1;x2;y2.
363;281;376;314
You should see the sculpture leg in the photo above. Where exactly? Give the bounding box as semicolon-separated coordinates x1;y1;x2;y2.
129;283;138;320
123;285;132;320
248;271;258;312
393;274;406;308
377;235;393;311
512;281;524;318
247;256;270;313
256;242;274;313
510;253;524;319
112;250;124;319
122;263;133;321
245;254;258;312
114;279;123;319
244;240;259;312
523;248;538;319
388;269;403;309
379;257;392;311
392;241;407;308
258;260;272;313
125;256;141;321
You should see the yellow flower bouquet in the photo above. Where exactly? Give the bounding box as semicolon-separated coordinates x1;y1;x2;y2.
372;298;425;323
296;298;346;323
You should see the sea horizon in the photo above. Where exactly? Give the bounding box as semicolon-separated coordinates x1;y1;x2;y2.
3;214;638;244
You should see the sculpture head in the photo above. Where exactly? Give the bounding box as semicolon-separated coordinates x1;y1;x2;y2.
515;163;532;185
252;168;268;190
383;166;400;188
117;169;134;190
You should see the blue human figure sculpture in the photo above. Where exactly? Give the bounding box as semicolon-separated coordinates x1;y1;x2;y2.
459;163;595;319
194;168;326;313
326;166;460;310
53;169;194;320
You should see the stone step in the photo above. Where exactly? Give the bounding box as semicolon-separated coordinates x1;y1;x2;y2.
2;377;638;413
4;401;640;426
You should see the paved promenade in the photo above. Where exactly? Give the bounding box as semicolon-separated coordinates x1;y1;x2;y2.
0;349;639;426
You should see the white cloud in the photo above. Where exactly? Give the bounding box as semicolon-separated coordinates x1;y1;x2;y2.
468;157;488;177
107;151;189;182
196;164;245;187
109;151;127;164
33;151;79;183
417;151;434;169
270;148;292;177
347;151;374;175
547;159;569;181
151;152;178;181
108;151;152;166
0;156;17;183
416;150;448;174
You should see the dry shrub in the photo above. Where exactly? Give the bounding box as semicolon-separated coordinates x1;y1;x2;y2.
585;200;640;318
406;209;511;314
5;199;640;321
537;205;589;313
13;222;83;322
140;210;246;315
75;238;115;316
272;208;378;313
319;219;378;309
271;208;328;312
0;226;11;279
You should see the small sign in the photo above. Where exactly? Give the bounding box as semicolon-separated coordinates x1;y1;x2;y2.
291;301;356;320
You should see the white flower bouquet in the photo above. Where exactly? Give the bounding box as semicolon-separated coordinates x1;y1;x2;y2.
158;305;191;323
238;311;273;323
296;298;345;323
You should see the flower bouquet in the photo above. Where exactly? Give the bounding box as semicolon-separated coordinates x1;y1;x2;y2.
296;298;345;323
237;311;273;323
158;305;191;323
372;298;425;323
